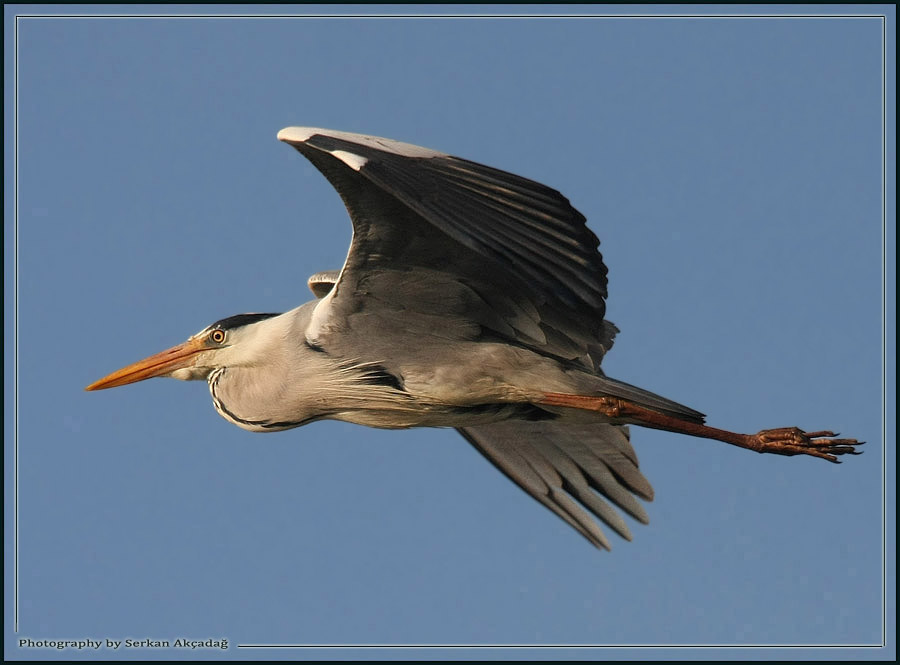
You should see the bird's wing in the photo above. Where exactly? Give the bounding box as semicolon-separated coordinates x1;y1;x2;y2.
457;421;652;550
279;127;616;371
307;270;341;298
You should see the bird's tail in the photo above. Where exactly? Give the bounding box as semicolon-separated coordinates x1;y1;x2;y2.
560;373;706;424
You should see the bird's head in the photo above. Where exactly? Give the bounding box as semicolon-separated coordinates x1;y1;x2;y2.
85;313;282;391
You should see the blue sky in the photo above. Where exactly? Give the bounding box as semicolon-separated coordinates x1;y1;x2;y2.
5;5;895;661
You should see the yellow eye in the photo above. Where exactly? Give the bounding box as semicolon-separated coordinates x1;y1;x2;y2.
210;329;226;344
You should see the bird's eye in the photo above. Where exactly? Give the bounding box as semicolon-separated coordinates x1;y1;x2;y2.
210;329;226;344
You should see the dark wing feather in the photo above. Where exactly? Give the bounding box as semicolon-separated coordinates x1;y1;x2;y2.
279;127;616;371
458;421;652;550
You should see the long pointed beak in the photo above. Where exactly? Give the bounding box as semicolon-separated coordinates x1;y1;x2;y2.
85;337;206;391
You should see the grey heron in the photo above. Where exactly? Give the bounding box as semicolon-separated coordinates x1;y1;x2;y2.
86;127;860;550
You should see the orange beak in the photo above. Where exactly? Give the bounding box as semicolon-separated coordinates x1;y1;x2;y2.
85;337;207;391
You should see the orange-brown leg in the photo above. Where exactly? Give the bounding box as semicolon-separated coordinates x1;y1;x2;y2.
539;393;862;463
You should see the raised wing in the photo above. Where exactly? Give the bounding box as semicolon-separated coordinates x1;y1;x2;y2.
458;421;652;550
307;270;340;298
278;127;616;372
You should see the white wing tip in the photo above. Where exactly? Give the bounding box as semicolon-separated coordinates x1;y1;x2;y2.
277;126;320;143
277;126;445;159
277;128;368;170
330;150;368;171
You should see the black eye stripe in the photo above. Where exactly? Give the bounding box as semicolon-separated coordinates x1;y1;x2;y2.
209;312;280;330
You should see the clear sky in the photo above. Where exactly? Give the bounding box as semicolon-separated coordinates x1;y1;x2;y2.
5;4;895;661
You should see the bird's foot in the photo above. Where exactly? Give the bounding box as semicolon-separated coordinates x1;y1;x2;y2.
747;427;863;463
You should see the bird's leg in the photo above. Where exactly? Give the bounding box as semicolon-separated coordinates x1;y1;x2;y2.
539;393;862;463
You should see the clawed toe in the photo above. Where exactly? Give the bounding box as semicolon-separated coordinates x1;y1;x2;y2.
751;427;864;463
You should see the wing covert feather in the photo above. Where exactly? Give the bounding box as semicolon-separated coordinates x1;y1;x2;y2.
279;128;616;370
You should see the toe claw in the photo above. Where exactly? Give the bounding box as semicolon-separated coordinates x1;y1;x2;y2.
752;427;862;462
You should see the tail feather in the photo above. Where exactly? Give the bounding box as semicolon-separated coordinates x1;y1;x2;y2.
569;373;706;424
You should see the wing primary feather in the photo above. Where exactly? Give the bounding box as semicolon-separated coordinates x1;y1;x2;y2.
434;158;585;212
431;193;605;308
435;175;596;253
435;188;605;296
362;159;607;309
458;422;655;550
510;444;614;550
533;441;634;540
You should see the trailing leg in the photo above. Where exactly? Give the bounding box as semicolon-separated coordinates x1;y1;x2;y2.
539;393;862;463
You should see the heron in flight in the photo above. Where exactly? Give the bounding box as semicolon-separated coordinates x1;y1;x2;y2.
86;127;860;550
